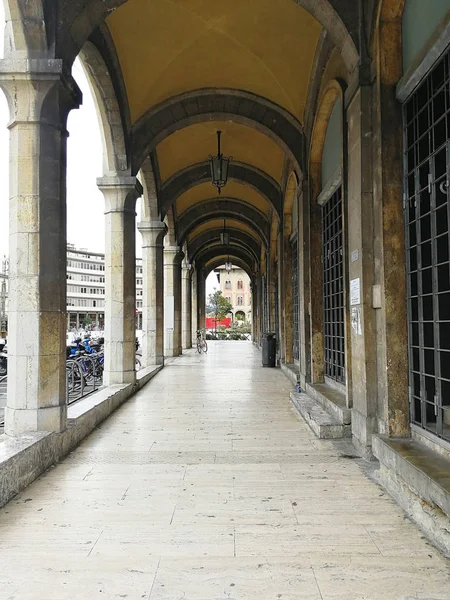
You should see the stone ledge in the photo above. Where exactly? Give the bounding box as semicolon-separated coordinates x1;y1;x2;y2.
0;365;163;509
290;391;352;439
281;362;299;385
304;382;351;425
373;434;450;556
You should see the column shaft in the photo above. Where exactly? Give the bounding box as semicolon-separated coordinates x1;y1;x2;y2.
164;247;182;357
191;268;198;341
138;221;166;366
0;62;80;435
182;264;192;349
98;176;143;386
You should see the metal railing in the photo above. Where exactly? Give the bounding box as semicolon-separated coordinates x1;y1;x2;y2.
66;352;104;405
0;351;143;427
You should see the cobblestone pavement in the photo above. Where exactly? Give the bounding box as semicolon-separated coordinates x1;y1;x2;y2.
1;341;449;599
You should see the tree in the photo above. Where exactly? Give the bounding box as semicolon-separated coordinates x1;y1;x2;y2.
206;289;233;334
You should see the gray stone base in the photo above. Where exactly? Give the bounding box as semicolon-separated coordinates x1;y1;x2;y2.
289;391;352;439
0;364;163;509
373;434;450;556
304;382;351;424
280;362;299;385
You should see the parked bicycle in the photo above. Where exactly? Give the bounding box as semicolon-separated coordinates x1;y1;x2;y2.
196;329;208;354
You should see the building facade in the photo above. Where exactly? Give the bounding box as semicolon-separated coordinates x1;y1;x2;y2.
67;245;143;330
215;266;252;323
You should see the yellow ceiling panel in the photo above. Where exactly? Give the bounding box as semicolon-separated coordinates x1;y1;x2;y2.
157;121;284;183
188;218;260;243
176;181;271;216
107;0;321;123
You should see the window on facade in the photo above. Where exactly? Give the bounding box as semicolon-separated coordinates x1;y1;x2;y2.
225;280;231;289
237;296;243;305
404;49;450;442
237;280;243;289
322;186;345;383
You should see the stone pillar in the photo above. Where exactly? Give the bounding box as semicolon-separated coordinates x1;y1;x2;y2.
0;61;81;435
372;13;409;437
98;176;143;386
191;267;198;341
198;269;206;332
138;221;166;367
182;262;192;349
282;214;294;364
164;247;183;357
298;179;311;387
347;85;378;457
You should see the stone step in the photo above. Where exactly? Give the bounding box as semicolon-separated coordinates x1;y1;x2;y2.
305;382;351;425
289;391;352;439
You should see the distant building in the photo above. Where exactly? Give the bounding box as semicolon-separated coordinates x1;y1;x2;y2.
67;244;143;330
215;266;251;323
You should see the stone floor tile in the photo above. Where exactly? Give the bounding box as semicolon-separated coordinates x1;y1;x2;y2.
0;342;449;599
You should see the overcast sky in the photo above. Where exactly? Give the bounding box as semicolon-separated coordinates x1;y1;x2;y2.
0;2;217;293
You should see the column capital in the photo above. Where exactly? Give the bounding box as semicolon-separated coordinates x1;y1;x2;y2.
98;175;143;213
137;220;167;247
0;59;82;128
164;246;184;265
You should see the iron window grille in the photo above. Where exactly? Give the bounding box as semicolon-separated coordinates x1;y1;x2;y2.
322;186;345;384
403;48;450;442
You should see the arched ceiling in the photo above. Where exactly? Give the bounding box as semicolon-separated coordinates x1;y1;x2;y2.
176;182;272;217
86;0;357;274
157;121;285;184
106;0;322;123
188;219;261;244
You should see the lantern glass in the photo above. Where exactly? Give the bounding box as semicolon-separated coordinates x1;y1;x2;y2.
220;232;230;245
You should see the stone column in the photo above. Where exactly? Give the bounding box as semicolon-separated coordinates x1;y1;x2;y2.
198;269;206;332
372;14;409;438
98;176;143;386
191;267;198;341
182;262;192;349
138;221;166;367
164;247;183;357
0;61;81;435
282;214;294;363
347;85;378;457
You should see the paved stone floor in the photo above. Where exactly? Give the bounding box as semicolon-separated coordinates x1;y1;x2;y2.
1;341;450;599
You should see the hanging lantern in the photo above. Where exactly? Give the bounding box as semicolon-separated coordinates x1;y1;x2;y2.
220;218;230;246
225;260;232;273
208;131;231;194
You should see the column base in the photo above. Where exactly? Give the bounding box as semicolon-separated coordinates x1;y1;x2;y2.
351;408;377;460
4;405;67;436
104;370;136;387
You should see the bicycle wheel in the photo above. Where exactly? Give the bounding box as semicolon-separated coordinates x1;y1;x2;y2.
135;356;141;370
203;340;208;353
197;342;202;354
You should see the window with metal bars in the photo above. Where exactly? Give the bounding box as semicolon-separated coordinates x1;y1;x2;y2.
404;49;450;442
292;237;299;361
322;186;345;384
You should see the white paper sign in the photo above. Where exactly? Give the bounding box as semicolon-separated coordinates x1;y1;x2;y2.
351;307;362;335
350;278;360;306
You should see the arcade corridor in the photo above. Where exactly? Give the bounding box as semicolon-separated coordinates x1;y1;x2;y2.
1;342;449;599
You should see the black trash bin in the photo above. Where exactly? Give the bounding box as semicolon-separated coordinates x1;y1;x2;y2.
262;332;276;367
